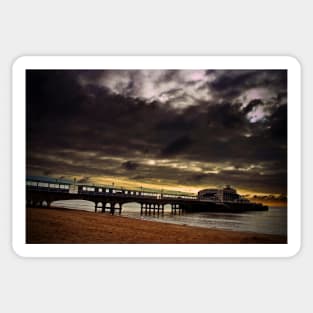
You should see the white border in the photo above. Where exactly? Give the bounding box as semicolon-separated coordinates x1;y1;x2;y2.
12;56;301;258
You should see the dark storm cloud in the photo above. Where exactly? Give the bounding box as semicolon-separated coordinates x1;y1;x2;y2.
207;102;245;129
269;104;287;140
122;161;139;171
161;135;193;156
26;69;287;194
242;99;263;115
26;70;87;122
208;70;287;101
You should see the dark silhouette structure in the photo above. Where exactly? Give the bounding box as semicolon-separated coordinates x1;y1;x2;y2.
26;177;268;214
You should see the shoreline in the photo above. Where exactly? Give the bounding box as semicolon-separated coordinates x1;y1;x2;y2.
26;207;287;244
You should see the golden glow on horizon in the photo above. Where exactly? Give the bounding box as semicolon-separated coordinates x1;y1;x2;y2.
69;174;284;200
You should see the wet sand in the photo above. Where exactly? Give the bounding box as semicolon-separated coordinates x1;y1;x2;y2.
26;207;287;244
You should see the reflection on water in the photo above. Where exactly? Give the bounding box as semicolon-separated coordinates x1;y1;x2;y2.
52;200;287;236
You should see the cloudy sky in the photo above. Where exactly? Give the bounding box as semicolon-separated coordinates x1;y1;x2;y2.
26;69;287;199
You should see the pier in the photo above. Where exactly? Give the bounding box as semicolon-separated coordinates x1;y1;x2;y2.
26;176;268;214
26;187;186;215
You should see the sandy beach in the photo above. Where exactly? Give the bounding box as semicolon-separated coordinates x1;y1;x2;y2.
26;207;287;244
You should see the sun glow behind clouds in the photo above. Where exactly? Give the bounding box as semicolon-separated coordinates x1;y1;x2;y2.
247;105;267;123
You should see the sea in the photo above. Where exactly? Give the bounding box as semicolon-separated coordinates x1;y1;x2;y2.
52;200;287;236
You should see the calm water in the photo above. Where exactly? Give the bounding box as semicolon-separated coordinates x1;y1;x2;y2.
52;200;287;236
